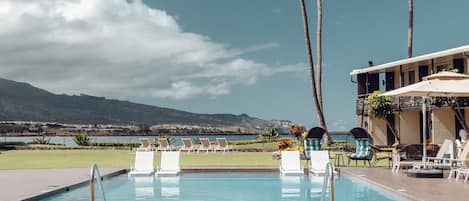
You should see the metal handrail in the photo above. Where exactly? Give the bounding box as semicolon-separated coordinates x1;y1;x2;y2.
320;162;334;201
90;163;107;201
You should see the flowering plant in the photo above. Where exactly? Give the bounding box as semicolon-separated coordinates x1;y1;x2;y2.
289;124;305;139
277;138;292;150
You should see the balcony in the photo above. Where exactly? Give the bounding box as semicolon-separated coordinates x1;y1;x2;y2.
356;95;469;115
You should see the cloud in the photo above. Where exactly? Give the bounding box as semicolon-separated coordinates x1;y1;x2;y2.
330;119;353;131
0;0;303;99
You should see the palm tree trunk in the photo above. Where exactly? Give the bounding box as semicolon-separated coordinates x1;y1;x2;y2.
299;0;328;141
315;0;330;144
385;120;400;145
407;0;414;58
316;0;323;109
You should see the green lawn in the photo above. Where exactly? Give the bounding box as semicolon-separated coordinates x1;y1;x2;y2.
234;142;277;149
0;150;281;169
0;150;391;170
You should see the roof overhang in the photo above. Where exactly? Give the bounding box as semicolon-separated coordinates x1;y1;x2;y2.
350;44;469;75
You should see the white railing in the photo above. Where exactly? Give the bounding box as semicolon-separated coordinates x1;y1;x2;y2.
90;163;107;201
320;162;334;201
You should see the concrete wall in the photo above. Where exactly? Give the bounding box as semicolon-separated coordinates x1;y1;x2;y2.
368;116;387;145
432;108;455;144
399;111;420;144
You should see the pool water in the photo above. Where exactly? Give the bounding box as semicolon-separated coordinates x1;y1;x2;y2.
41;173;403;201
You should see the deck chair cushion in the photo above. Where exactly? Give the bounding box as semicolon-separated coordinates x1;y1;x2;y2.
348;139;373;160
304;139;321;159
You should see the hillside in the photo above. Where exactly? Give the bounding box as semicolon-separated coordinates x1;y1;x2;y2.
0;78;272;128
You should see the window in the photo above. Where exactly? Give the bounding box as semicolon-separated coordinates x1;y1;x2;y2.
408;71;415;84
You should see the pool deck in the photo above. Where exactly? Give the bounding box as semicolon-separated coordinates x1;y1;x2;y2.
341;167;469;201
0;168;124;201
4;167;469;201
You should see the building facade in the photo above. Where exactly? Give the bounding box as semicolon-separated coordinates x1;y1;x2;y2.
350;45;469;146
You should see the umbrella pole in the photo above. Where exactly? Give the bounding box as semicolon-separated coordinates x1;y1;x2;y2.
422;96;427;169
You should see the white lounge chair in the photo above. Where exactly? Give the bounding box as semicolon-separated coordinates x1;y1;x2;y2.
413;139;453;169
215;138;230;152
198;138;213;153
448;142;469;180
455;139;462;159
180;138;196;153
308;150;333;176
156;151;181;176
137;138;155;151
424;139;453;167
129;151;155;176
157;138;171;152
280;151;304;175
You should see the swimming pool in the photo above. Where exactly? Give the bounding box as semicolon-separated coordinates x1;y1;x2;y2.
41;173;404;201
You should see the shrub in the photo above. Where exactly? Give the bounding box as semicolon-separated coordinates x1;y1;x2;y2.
89;142;140;147
33;135;50;144
230;139;271;145
73;134;90;146
277;138;292;150
0;141;26;146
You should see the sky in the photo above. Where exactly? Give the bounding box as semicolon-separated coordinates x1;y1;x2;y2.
1;0;469;130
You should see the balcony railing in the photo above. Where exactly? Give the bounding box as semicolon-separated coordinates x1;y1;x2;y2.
356;95;469;115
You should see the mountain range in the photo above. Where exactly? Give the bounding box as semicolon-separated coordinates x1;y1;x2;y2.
0;78;273;128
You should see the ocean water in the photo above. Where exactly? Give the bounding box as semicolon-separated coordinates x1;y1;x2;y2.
1;134;355;146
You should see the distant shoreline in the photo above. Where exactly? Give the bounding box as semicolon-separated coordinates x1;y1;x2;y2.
1;133;271;137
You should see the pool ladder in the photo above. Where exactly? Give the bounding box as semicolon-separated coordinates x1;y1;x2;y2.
320;162;334;201
90;163;107;201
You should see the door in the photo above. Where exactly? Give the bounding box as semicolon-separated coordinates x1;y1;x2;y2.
418;65;429;81
386;114;395;146
385;72;395;91
453;58;465;74
455;109;465;140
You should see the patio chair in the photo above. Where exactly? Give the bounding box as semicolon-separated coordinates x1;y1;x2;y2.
370;145;392;168
156;151;181;176
198;138;213;153
129;151;155;176
280;151;304;175
180;138;196;153
304;127;326;158
308;150;334;176
304;138;321;159
423;139;453;167
448;142;469;180
390;150;418;173
347;138;373;167
137;138;155;151
215;138;230;152
157;138;172;152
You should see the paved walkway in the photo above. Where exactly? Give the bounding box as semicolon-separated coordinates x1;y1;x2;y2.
0;168;123;201
341;168;469;201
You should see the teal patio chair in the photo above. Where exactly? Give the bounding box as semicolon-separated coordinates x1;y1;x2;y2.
304;138;321;159
347;138;373;167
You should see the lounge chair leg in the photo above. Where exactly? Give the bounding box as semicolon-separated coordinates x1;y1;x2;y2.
355;160;357;167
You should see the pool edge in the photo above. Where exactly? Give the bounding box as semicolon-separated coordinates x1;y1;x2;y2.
340;168;419;201
21;169;128;201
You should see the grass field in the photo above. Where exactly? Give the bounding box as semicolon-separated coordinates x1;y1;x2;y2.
0;150;391;170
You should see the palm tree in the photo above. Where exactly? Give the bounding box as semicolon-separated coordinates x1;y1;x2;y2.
408;0;413;58
299;0;328;141
316;0;323;109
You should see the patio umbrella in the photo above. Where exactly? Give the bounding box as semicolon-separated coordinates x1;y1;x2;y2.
381;72;469;168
